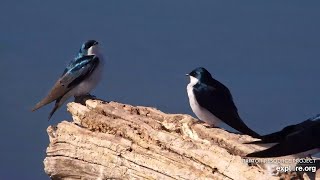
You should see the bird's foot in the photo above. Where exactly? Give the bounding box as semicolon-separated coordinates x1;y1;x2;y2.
86;93;96;99
194;121;215;128
203;123;214;128
74;96;84;104
74;94;96;105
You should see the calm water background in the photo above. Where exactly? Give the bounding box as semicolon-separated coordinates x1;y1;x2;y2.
1;1;320;179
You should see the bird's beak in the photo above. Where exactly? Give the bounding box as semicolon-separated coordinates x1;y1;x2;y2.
185;73;189;76
94;41;99;45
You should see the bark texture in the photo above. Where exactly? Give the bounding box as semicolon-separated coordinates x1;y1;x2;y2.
44;98;313;180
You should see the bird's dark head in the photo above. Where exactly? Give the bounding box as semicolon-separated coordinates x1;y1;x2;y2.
186;67;212;83
79;40;99;56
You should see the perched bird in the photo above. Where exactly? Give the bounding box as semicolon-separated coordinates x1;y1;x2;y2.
32;40;104;119
246;114;320;158
186;67;260;138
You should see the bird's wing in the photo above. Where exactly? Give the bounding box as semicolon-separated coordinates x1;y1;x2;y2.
193;83;260;138
246;124;320;157
245;120;316;144
32;55;100;111
61;53;85;76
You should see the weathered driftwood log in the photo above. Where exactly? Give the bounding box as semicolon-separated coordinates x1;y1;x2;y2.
44;99;310;180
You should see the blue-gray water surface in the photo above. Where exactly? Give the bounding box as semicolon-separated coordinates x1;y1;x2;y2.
1;1;320;179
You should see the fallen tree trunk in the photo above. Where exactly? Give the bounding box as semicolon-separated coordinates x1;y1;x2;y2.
44;98;311;180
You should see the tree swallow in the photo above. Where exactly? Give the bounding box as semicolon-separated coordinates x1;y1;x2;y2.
246;114;320;158
32;40;104;119
186;67;261;138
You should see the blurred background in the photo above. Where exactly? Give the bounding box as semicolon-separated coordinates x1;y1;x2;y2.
1;1;320;179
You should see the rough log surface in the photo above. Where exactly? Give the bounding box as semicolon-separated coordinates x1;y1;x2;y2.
44;99;312;180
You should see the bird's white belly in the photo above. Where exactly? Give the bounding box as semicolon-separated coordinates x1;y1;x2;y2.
73;57;104;96
187;83;221;126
